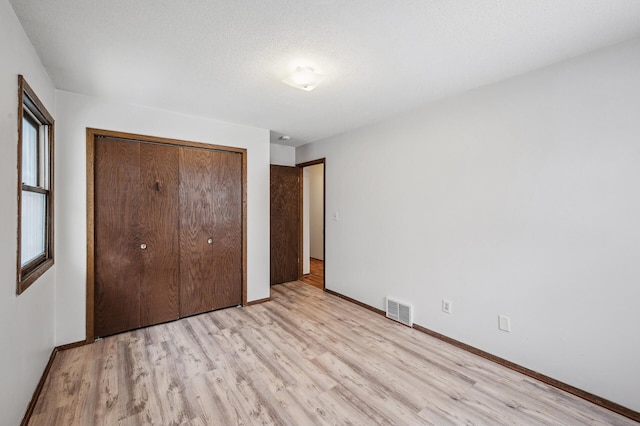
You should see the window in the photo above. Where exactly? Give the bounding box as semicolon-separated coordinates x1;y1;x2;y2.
17;75;54;294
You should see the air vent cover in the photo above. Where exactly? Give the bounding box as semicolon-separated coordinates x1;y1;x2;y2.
386;297;413;327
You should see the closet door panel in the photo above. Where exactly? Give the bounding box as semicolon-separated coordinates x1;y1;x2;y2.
209;151;242;308
179;148;214;316
94;138;142;337
139;143;180;327
179;148;242;317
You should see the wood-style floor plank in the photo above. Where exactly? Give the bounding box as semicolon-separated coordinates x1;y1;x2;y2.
29;281;636;425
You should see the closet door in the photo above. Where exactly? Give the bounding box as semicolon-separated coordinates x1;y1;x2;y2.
94;138;180;337
94;138;142;337
179;148;242;317
139;143;180;327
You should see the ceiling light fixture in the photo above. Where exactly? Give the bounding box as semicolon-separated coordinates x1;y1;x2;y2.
282;66;324;91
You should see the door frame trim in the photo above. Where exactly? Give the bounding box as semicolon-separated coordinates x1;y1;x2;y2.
86;128;248;342
296;158;326;290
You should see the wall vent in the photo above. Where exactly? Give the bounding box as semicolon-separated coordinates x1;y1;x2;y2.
386;297;413;327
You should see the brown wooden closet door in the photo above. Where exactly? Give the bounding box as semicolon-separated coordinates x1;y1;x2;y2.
179;148;242;317
270;165;300;285
139;143;180;327
94;139;181;337
94;138;142;337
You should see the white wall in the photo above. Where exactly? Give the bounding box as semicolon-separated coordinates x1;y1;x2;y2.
309;164;324;260
270;143;296;166
55;90;271;345
0;1;57;424
297;37;640;412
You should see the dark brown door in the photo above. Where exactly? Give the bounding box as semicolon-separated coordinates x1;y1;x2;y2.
179;148;243;317
270;165;300;285
94;138;142;337
139;143;180;327
94;136;242;336
94;139;180;337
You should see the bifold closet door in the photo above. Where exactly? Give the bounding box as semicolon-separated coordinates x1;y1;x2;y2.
94;139;141;337
94;138;180;337
138;143;180;327
179;148;242;317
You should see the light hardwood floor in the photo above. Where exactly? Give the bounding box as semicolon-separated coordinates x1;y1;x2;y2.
30;282;635;425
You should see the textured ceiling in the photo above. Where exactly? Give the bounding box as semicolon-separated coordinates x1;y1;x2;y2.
9;0;640;147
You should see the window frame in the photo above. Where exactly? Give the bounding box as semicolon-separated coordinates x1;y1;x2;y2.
17;75;55;294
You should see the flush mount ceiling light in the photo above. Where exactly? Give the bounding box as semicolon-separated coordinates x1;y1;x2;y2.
282;66;324;91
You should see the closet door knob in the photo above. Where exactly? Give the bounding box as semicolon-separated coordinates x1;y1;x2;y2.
140;243;147;250
207;238;213;244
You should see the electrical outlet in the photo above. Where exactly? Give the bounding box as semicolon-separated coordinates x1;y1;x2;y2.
442;299;452;314
498;315;511;332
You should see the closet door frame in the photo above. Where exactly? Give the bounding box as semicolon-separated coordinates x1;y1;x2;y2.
86;128;247;343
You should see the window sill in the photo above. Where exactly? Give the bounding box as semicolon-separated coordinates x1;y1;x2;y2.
17;258;54;294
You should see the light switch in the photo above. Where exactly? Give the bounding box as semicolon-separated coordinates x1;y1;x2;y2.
498;315;511;332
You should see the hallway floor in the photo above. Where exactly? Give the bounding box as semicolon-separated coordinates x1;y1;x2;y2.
300;258;323;289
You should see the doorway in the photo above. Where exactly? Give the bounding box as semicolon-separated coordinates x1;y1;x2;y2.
298;160;325;290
